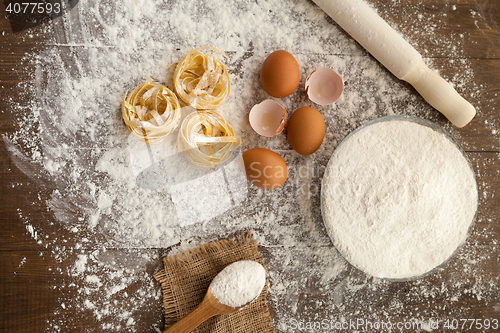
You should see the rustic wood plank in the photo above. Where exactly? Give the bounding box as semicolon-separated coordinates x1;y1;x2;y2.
1;1;499;332
324;0;500;59
0;249;55;332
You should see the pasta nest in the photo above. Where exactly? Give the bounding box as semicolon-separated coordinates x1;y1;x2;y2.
173;47;230;110
122;78;181;144
178;110;240;169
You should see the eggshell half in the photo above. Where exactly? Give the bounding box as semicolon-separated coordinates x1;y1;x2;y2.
305;67;343;105
249;99;287;137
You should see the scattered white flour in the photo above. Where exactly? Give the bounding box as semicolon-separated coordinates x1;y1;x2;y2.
211;260;266;308
322;118;478;279
73;254;88;274
3;0;497;332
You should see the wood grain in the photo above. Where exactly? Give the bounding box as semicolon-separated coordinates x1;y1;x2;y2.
1;1;499;332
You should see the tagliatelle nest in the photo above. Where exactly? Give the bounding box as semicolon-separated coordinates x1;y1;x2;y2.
173;47;230;110
178;110;240;169
122;78;181;144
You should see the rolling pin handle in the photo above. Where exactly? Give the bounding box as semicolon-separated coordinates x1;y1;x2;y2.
402;60;476;128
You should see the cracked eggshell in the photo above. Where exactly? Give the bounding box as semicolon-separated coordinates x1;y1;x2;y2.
305;67;343;105
249;99;287;137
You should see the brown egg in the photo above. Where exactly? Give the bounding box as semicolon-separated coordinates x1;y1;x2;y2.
287;106;325;155
260;50;300;98
242;148;287;189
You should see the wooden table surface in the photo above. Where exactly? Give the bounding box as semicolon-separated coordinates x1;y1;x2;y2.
1;1;499;332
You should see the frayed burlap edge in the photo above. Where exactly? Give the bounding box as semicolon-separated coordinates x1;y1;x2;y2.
154;231;275;333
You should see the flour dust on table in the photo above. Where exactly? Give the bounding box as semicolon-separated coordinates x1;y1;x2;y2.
3;0;494;332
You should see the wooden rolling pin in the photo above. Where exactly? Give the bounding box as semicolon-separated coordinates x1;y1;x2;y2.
312;0;476;127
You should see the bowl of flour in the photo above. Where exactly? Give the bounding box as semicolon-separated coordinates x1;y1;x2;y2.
321;115;478;281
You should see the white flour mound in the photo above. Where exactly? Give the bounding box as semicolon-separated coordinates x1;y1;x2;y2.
211;260;266;308
321;118;478;280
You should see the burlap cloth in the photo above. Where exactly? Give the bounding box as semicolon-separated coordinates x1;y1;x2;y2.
154;231;275;333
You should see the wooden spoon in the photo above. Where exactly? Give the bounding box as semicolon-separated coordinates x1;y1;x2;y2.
162;285;241;333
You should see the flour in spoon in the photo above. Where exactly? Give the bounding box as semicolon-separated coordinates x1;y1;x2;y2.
211;260;266;308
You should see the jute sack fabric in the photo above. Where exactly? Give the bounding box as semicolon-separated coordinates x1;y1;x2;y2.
154;231;275;333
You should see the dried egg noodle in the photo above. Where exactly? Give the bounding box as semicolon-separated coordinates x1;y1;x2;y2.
122;78;181;144
173;47;230;110
178;110;240;169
